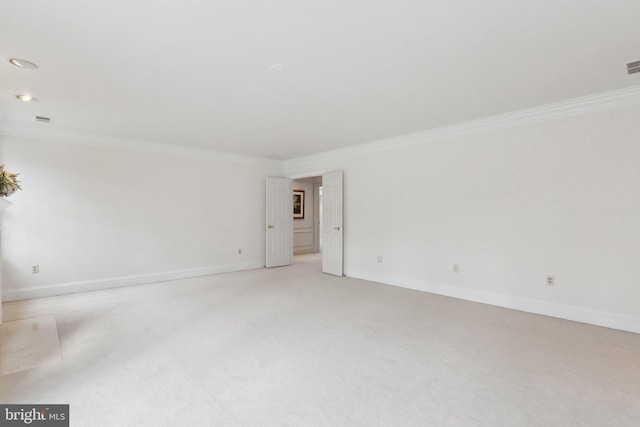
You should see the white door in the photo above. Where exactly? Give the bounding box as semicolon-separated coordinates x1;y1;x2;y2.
313;182;322;253
266;177;293;268
322;170;343;276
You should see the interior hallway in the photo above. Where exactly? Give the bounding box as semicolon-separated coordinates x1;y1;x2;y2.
1;253;639;426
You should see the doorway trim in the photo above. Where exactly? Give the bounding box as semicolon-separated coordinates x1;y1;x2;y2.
286;169;344;276
288;170;328;258
313;182;322;253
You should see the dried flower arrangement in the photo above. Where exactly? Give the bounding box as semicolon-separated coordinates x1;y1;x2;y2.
0;164;21;197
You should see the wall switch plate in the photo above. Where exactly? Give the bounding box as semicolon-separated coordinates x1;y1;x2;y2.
377;255;383;263
238;249;242;255
453;264;459;273
32;265;39;274
546;275;555;286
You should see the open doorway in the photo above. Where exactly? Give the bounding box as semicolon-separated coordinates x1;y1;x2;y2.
266;170;343;275
292;176;322;256
290;170;342;275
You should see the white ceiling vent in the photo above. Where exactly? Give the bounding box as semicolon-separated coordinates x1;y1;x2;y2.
35;116;51;123
627;60;640;75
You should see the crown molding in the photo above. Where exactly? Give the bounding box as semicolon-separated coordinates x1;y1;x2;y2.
0;124;281;168
283;85;640;171
3;85;640;170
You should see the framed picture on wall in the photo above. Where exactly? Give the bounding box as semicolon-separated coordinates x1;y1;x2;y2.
293;189;305;219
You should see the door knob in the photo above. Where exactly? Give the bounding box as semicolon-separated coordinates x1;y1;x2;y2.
334;226;341;231
268;225;275;229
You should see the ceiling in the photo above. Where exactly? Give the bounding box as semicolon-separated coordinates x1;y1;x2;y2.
1;1;639;159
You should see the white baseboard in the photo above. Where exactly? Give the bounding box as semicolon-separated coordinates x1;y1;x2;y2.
2;260;265;302
293;248;316;255
346;268;640;335
5;263;638;334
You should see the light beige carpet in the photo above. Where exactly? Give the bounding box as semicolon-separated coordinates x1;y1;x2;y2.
0;315;63;375
1;254;639;426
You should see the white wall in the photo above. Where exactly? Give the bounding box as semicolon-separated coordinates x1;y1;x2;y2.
285;105;640;332
2;97;640;333
0;135;279;300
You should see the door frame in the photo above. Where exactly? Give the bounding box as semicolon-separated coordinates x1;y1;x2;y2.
313;181;322;253
286;169;343;274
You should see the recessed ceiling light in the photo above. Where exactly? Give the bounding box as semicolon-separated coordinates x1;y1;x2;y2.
9;58;38;69
269;64;285;72
16;94;38;102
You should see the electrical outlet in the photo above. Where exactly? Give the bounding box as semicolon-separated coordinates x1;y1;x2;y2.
546;275;555;286
32;265;39;274
376;255;383;263
453;264;459;273
238;249;242;255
